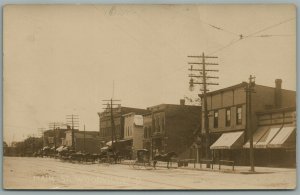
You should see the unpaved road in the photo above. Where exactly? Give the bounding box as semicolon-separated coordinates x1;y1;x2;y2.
3;157;296;189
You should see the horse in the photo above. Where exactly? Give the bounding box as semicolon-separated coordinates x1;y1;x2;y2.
153;151;177;169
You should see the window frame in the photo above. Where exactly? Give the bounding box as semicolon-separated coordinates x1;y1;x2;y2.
226;108;231;127
236;106;242;125
214;110;219;128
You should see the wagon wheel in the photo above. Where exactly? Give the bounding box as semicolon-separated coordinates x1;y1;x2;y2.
132;161;142;169
144;161;154;170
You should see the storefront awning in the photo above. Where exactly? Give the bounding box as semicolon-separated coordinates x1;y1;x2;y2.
254;126;281;148
210;131;244;150
243;126;270;148
268;126;296;148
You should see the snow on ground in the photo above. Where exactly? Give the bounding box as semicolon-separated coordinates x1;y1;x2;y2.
3;157;296;190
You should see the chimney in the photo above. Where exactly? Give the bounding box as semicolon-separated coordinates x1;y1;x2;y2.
274;79;282;108
180;99;185;106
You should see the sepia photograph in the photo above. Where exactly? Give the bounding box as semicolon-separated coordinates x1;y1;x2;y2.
2;4;297;190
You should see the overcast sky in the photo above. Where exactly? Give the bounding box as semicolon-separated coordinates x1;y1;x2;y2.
3;4;296;143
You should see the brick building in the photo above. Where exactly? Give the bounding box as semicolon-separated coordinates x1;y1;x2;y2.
200;79;296;166
43;127;70;148
98;107;147;146
143;100;201;159
142;113;152;153
243;106;296;167
64;131;101;154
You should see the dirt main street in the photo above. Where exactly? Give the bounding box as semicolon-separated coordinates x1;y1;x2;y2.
3;157;296;190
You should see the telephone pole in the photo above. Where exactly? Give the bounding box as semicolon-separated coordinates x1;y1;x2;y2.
188;52;219;168
83;124;86;153
245;75;256;172
49;122;62;149
66;115;79;150
38;128;46;148
102;99;121;150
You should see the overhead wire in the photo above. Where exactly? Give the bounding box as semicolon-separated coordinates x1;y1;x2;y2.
91;6;295;103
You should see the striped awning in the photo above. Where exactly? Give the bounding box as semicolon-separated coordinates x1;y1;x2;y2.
210;131;244;150
243;126;270;148
268;126;296;148
255;126;281;148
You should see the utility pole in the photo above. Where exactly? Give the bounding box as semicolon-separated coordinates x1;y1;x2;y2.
49;122;61;149
66;115;79;151
38;128;46;148
188;52;219;168
245;75;256;172
83;124;86;153
102;99;121;150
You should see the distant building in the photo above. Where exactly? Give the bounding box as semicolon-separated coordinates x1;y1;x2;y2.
123;112;144;158
98;107;148;146
144;100;201;159
142;113;152;153
201;79;296;166
64;131;101;154
43;128;70;148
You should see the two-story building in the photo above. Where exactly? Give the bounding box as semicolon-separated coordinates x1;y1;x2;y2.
243;106;296;167
142;113;152;153
43;127;70;149
123;112;144;158
201;79;296;166
64;130;101;154
98;106;148;147
143;100;201;159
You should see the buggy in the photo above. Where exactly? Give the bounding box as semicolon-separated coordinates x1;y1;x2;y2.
131;149;152;169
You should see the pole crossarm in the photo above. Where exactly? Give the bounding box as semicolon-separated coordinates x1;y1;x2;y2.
189;75;219;79
192;82;219;85
187;52;219;169
188;55;218;59
188;62;219;65
188;68;219;72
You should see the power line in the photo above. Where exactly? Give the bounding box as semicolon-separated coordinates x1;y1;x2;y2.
245;17;295;38
247;34;295;38
207;17;295;55
208;38;242;55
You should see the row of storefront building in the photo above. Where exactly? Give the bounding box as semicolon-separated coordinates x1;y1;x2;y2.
42;79;296;167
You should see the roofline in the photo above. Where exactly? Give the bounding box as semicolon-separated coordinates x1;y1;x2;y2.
98;106;147;115
198;82;248;98
122;112;135;117
198;82;296;98
256;106;296;115
255;84;296;93
147;103;201;110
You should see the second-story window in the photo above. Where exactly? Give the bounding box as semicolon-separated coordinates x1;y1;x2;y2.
236;106;242;125
226;108;231;127
214;111;219;128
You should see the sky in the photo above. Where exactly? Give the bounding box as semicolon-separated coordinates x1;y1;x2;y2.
3;4;296;144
